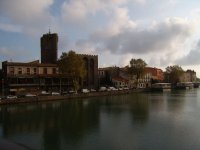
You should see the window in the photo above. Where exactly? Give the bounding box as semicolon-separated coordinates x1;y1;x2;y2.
43;68;47;74
27;68;30;74
52;68;56;74
18;68;22;74
10;67;14;74
33;68;37;75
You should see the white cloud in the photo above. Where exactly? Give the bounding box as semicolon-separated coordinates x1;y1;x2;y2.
61;1;88;24
61;0;130;24
87;17;195;54
73;15;198;68
106;7;137;35
0;0;54;36
0;23;22;33
0;0;53;23
175;40;200;65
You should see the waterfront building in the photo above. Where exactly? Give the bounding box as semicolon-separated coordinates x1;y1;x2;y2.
1;32;98;95
2;60;61;95
179;70;197;82
2;55;98;95
98;67;122;87
137;67;164;88
112;76;129;88
137;72;151;88
145;67;164;82
98;68;106;79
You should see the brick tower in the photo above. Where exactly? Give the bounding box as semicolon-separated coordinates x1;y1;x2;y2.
40;31;58;64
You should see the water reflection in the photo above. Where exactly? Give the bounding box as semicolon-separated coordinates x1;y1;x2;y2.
0;89;200;150
129;93;149;123
0;100;100;150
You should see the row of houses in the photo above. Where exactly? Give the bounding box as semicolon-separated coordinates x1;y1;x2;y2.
98;66;197;89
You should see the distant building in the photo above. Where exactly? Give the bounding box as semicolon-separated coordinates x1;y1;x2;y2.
145;67;164;81
137;67;164;88
179;70;196;82
137;72;151;88
98;67;121;86
41;32;58;64
98;68;106;78
112;76;129;88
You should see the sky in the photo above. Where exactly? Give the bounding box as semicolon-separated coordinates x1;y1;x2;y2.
0;0;200;76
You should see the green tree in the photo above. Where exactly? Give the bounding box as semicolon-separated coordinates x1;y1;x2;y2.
165;65;184;84
128;58;147;86
57;51;86;92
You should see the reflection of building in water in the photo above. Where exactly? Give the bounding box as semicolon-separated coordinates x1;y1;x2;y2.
0;101;100;143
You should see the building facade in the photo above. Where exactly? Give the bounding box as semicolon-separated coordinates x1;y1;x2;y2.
136;67;164;88
179;70;197;82
145;67;164;81
81;54;98;89
2;60;76;94
112;76;129;88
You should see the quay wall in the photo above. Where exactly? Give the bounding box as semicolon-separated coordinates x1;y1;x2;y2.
0;89;145;105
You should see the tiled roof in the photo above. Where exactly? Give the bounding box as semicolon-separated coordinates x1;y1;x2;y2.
112;76;129;82
3;60;57;67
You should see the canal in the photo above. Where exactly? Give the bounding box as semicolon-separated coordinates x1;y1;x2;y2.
1;89;200;150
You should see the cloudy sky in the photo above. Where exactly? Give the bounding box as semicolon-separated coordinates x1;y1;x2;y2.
1;0;200;76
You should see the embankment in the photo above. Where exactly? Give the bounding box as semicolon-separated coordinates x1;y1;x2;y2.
0;89;146;105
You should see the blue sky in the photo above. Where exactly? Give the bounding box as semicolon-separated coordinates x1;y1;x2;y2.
1;0;200;76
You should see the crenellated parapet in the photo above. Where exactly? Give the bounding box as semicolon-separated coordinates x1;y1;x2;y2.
78;54;98;58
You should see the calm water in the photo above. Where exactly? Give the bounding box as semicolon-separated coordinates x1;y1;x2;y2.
1;89;200;150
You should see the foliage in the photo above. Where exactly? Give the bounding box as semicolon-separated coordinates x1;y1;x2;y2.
165;65;184;84
128;58;147;80
57;50;86;90
73;79;79;93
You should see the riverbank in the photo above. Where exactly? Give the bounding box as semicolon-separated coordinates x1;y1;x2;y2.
0;89;146;105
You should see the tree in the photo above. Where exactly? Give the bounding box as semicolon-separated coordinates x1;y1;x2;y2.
165;65;184;84
128;58;147;86
57;51;86;92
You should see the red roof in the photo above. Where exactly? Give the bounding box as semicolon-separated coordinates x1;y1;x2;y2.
112;76;129;82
